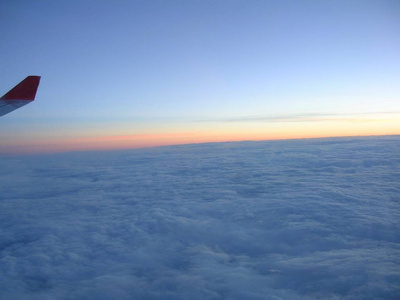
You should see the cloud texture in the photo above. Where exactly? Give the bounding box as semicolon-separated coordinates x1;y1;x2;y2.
0;136;399;299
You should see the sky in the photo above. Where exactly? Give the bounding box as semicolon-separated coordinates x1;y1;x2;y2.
1;136;399;299
0;0;399;154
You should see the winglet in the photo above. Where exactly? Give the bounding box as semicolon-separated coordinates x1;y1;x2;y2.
1;76;41;101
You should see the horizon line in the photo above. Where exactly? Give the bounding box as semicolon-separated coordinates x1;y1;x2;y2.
2;133;399;157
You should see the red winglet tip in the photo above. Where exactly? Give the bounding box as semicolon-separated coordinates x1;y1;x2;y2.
1;76;41;100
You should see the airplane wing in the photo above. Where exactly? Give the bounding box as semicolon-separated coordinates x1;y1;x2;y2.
0;76;41;117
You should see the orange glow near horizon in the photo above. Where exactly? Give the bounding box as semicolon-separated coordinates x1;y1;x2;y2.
1;116;399;155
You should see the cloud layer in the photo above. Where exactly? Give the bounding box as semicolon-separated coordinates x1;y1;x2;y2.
0;136;399;299
202;111;400;123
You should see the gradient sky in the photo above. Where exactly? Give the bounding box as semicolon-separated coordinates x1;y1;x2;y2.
0;0;399;154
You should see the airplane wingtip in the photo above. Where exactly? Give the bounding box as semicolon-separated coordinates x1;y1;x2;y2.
1;75;41;101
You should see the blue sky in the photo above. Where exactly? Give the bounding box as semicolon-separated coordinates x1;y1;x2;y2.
0;0;399;153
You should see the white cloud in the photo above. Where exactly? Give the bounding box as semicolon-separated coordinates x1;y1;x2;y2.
0;136;399;299
197;112;400;123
